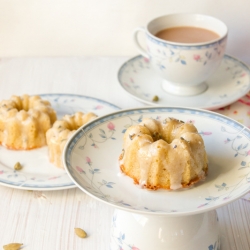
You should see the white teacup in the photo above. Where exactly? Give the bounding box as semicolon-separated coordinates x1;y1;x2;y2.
133;13;228;96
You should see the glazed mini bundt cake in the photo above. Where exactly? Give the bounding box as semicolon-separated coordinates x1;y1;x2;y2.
46;111;97;168
0;94;57;150
119;117;208;190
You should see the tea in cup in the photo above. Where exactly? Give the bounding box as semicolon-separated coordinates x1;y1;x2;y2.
133;13;228;96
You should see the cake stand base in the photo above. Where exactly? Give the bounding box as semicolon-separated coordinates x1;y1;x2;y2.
110;209;220;250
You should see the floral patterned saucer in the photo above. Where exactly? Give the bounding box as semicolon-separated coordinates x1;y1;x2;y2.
0;94;120;190
118;55;250;110
64;107;250;215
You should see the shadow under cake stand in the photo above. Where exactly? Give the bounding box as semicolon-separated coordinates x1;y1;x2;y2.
63;107;250;250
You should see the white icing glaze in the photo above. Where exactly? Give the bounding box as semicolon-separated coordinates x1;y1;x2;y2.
137;139;156;186
120;118;207;190
0;95;57;149
141;118;161;134
46;112;97;168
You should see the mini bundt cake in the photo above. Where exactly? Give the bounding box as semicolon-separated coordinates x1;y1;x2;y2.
46;111;97;168
119;117;208;190
0;94;57;150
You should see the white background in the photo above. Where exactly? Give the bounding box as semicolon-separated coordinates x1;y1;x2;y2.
0;0;249;64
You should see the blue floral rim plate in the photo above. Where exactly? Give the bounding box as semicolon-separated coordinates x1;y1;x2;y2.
118;54;250;110
0;93;120;191
64;107;250;216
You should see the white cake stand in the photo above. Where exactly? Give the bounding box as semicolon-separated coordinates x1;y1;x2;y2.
63;107;250;250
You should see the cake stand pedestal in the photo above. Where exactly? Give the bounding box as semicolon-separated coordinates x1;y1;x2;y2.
110;209;220;250
63;107;250;250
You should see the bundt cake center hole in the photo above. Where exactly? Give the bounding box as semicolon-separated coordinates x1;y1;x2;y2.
151;131;170;143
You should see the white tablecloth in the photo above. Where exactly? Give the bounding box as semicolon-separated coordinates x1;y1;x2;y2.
0;56;249;249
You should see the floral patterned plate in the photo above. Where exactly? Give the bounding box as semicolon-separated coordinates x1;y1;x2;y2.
64;107;250;215
0;94;120;190
118;55;250;110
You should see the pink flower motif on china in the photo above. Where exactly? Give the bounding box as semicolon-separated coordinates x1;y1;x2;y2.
241;73;246;77
202;132;212;135
94;105;103;110
130;78;134;83
131;246;140;250
92;143;98;148
86;157;92;166
224;139;230;144
76;166;85;174
186;119;195;124
143;57;150;63
247;150;250;156
197;203;208;208
107;122;115;131
193;54;201;61
124;83;131;88
0;170;4;174
91;143;98;148
48;176;59;180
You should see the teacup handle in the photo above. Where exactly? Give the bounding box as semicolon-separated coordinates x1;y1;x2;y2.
133;27;150;59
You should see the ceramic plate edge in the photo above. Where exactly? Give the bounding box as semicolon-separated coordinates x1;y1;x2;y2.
63;106;250;216
0;93;120;191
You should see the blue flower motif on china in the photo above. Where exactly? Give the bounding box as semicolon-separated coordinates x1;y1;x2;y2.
111;214;141;250
78;121;116;150
221;126;250;157
208;240;220;250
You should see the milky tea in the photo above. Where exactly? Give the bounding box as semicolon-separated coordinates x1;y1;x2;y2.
155;26;220;43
